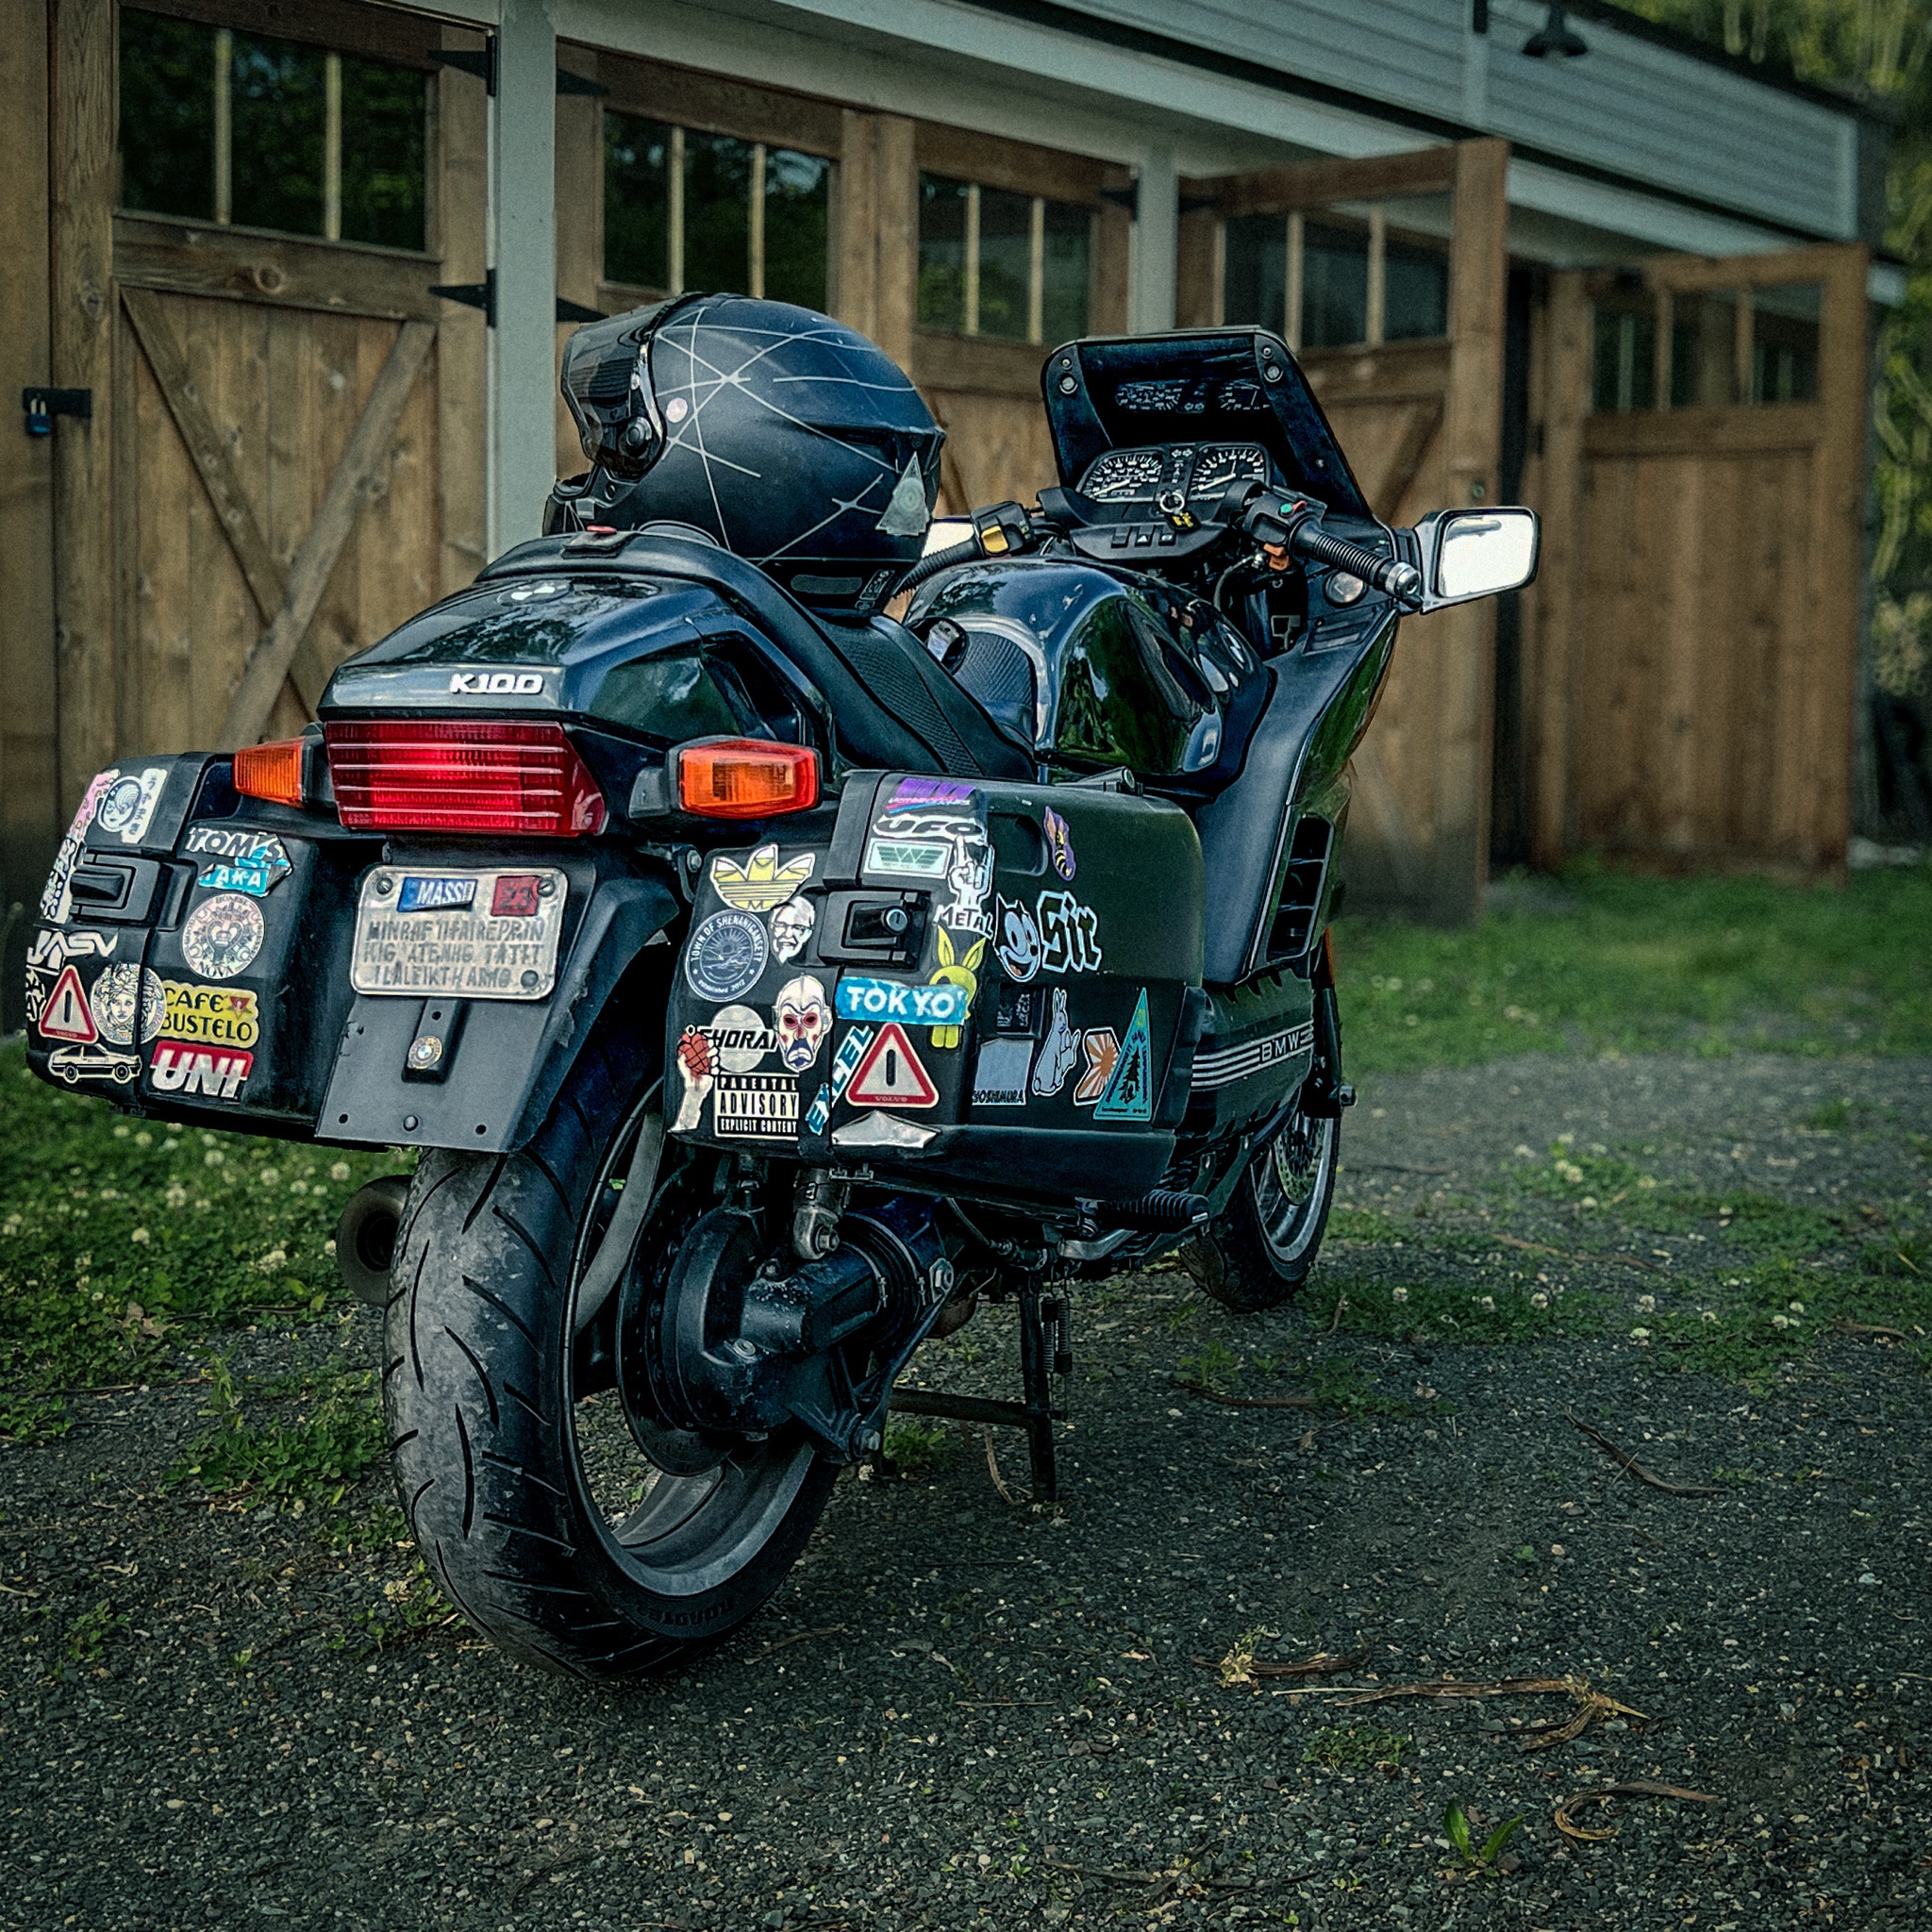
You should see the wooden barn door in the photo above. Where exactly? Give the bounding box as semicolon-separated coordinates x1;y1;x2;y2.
1177;141;1509;923
1526;245;1870;874
49;0;488;792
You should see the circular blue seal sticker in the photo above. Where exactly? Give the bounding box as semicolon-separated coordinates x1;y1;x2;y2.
182;891;265;982
684;909;768;1002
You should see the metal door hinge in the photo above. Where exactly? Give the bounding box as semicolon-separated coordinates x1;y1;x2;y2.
429;275;603;329
22;387;92;436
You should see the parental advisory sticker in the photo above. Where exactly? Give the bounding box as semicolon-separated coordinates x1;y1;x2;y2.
713;1073;799;1139
351;867;567;1000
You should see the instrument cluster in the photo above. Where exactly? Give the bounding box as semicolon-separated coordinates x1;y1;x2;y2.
1079;441;1269;509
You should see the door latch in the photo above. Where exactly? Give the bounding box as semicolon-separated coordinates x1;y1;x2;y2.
22;388;92;437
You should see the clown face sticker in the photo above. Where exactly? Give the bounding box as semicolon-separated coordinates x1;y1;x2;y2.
181;892;265;982
769;895;815;963
774;974;829;1072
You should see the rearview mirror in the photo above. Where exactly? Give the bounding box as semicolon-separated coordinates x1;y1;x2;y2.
1407;507;1540;610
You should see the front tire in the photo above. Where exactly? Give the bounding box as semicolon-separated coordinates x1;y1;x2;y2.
381;1008;834;1677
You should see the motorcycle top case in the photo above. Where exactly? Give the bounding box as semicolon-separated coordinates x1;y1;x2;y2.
666;771;1206;1202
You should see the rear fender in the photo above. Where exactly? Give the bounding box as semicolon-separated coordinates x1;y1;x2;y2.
320;859;680;1155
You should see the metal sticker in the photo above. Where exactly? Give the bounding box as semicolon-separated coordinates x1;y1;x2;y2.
711;844;814;912
42;771;116;924
181;892;266;982
47;1043;140;1087
36;964;98;1042
774;974;830;1072
149;1041;253;1101
91;964;166;1046
1038;891;1104;974
95;767;168;845
704;1004;775;1074
1042;807;1076;880
927;931;984;1049
993;896;1042;983
713;1074;799;1139
834;974;968;1028
871;808;990;937
1031;990;1079;1097
672;1028;715;1132
863;837;950;879
1093;990;1156;1122
683;910;769;1002
159;982;260;1048
846;1023;940;1108
970;1038;1030;1108
1074;1029;1119;1107
769;895;815;963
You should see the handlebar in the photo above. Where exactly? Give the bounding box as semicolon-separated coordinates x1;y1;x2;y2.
1230;486;1423;607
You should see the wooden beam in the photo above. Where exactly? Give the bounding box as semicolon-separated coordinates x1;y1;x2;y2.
1367;396;1443;523
914;122;1114;205
219;320;435;746
434;27;489;597
595;45;843;158
1182;145;1458;220
834;109;880;344
1582;401;1823;459
874;114;918;372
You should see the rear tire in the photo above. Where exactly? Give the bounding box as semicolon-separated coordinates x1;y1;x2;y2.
381;1008;834;1677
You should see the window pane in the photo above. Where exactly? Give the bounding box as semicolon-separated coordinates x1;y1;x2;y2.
339;57;425;251
1300;218;1368;348
1040;198;1091;343
1670;290;1740;407
1223;212;1286;332
918;174;969;332
120;8;216;221
1751;282;1820;404
763;147;829;309
1591;302;1657;412
976;188;1030;341
684;130;752;293
230;34;325;236
1383;233;1448;341
605;110;670;289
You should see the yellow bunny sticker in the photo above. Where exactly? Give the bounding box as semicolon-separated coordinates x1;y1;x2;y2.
927;928;985;1048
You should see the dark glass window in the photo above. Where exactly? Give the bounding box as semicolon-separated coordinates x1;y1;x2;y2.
1750;283;1820;403
230;34;325;236
1669;290;1738;408
918;171;1093;344
339;57;426;250
1223;212;1286;333
1040;198;1091;343
1592;303;1657;412
1300;220;1369;349
975;187;1031;341
683;130;753;293
1383;231;1448;341
119;9;215;221
917;174;970;332
604;111;671;290
763;149;830;309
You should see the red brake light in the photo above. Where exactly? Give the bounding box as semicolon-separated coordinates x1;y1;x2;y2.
233;736;308;808
324;721;608;836
675;740;820;820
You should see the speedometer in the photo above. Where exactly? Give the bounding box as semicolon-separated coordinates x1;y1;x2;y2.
1081;448;1164;503
1188;444;1268;499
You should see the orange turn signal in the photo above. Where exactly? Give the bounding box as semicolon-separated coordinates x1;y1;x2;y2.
233;736;308;808
675;739;820;820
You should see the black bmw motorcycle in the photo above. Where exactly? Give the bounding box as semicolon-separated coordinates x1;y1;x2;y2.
25;299;1535;1675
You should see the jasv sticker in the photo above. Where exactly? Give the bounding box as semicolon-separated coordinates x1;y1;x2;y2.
774;975;829;1072
684;910;768;1002
1093;989;1155;1122
27;927;115;970
971;1038;1030;1108
181;893;265;982
711;844;814;913
150;1041;253;1101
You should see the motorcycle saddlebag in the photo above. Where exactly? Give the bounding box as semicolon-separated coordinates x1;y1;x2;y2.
666;772;1206;1203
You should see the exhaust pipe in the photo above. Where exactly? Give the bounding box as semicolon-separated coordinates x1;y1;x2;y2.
334;1174;412;1307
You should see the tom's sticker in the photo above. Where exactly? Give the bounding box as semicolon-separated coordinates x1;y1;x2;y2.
684;910;768;1002
184;824;292;897
150;1041;253;1101
181;892;265;982
95;766;168;845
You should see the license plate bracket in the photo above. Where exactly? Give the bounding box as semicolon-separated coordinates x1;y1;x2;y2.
350;866;568;1000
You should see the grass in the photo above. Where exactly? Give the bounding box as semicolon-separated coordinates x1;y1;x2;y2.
1303;1724;1409;1771
1334;857;1932;1074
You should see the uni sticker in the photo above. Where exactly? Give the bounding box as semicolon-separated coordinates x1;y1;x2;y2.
149;1041;252;1101
1093;989;1155;1122
711;845;814;913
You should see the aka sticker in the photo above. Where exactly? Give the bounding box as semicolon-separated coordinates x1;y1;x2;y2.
971;1038;1030;1108
184;824;292;896
182;892;265;982
684;910;768;1002
835;974;968;1029
42;771;117;924
149;1041;252;1101
927;931;984;1049
1031;990;1079;1097
1042;807;1076;880
770;895;815;963
1074;1029;1119;1107
774;975;829;1073
91;964;165;1047
713;1074;798;1139
1038;891;1103;974
846;1023;940;1108
672;1028;715;1133
1093;989;1155;1122
711;844;814;913
95;766;168;845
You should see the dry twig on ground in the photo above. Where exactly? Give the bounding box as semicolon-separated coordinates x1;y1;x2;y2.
1553;1779;1718;1842
1567;1411;1721;1495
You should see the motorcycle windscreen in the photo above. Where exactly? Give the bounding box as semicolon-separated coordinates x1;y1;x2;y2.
1041;328;1372;522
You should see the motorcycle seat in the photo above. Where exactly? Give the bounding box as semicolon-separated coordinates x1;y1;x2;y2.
483;533;1033;782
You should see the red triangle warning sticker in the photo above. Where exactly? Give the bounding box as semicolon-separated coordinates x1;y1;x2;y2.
845;1021;939;1108
38;964;98;1043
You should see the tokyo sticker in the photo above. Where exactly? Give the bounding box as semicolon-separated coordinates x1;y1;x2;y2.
90;963;166;1047
181;892;265;982
684;909;768;1002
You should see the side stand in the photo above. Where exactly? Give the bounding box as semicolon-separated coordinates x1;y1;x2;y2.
889;1280;1072;1503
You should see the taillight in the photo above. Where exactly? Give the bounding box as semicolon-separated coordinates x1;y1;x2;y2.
675;739;820;820
324;721;607;836
233;736;309;808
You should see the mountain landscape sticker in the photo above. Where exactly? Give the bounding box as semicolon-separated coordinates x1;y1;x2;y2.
1093;989;1155;1122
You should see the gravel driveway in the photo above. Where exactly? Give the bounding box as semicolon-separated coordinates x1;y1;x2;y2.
6;1050;1929;1931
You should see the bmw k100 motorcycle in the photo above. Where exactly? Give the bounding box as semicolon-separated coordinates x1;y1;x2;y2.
25;309;1535;1675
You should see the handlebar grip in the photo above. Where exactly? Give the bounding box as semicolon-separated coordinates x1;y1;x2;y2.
1290;523;1423;607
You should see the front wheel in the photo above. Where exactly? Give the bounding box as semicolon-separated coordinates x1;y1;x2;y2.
381;1008;833;1677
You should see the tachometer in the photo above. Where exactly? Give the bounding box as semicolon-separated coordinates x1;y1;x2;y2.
1081;447;1165;503
1188;444;1268;499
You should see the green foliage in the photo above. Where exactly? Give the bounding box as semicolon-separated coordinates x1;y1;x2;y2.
1339;1274;1610;1345
1443;1801;1523;1874
63;1599;129;1669
881;1416;950;1476
1303;1724;1408;1771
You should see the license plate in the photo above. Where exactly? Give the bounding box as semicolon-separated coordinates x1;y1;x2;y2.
351;867;568;1000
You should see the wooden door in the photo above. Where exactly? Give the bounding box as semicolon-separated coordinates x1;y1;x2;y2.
1177;142;1510;923
49;0;488;790
1526;245;1870;874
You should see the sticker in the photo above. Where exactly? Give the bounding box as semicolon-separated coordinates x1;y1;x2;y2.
1038;891;1104;974
846;1022;940;1108
940;841;992;938
181;892;265;982
48;1043;140;1086
835;974;969;1028
491;874;543;919
1042;807;1076;880
971;1038;1030;1108
1094;989;1155;1122
684;910;768;1002
872;808;990;937
672;1028;715;1132
398;874;476;913
774;974;830;1072
832;1110;937;1153
91;964;166;1047
448;669;548;690
705;1004;775;1074
95;767;168;845
769;896;815;963
805;1083;831;1135
1031;990;1079;1097
830;1025;874;1100
27;928;115;969
161;985;258;1048
1074;1029;1119;1107
863;837;951;879
184;825;292;897
23;970;50;1026
42;771;116;924
37;964;97;1042
714;1074;799;1139
993;896;1042;983
927;931;985;1049
1190;1022;1315;1091
711;844;815;913
993;985;1046;1038
149;1041;252;1101
884;776;975;810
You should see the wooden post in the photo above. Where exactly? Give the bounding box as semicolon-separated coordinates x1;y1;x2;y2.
436;26;489;595
554;42;602;483
874;114;918;371
835;110;880;344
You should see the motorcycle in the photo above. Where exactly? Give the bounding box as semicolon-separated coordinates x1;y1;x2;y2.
24;319;1535;1676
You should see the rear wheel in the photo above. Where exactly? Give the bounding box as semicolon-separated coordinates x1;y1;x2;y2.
381;1008;833;1677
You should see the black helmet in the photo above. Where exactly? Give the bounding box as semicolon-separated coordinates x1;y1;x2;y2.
549;294;944;611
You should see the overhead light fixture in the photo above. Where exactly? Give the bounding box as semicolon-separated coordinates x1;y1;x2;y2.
1523;2;1588;60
